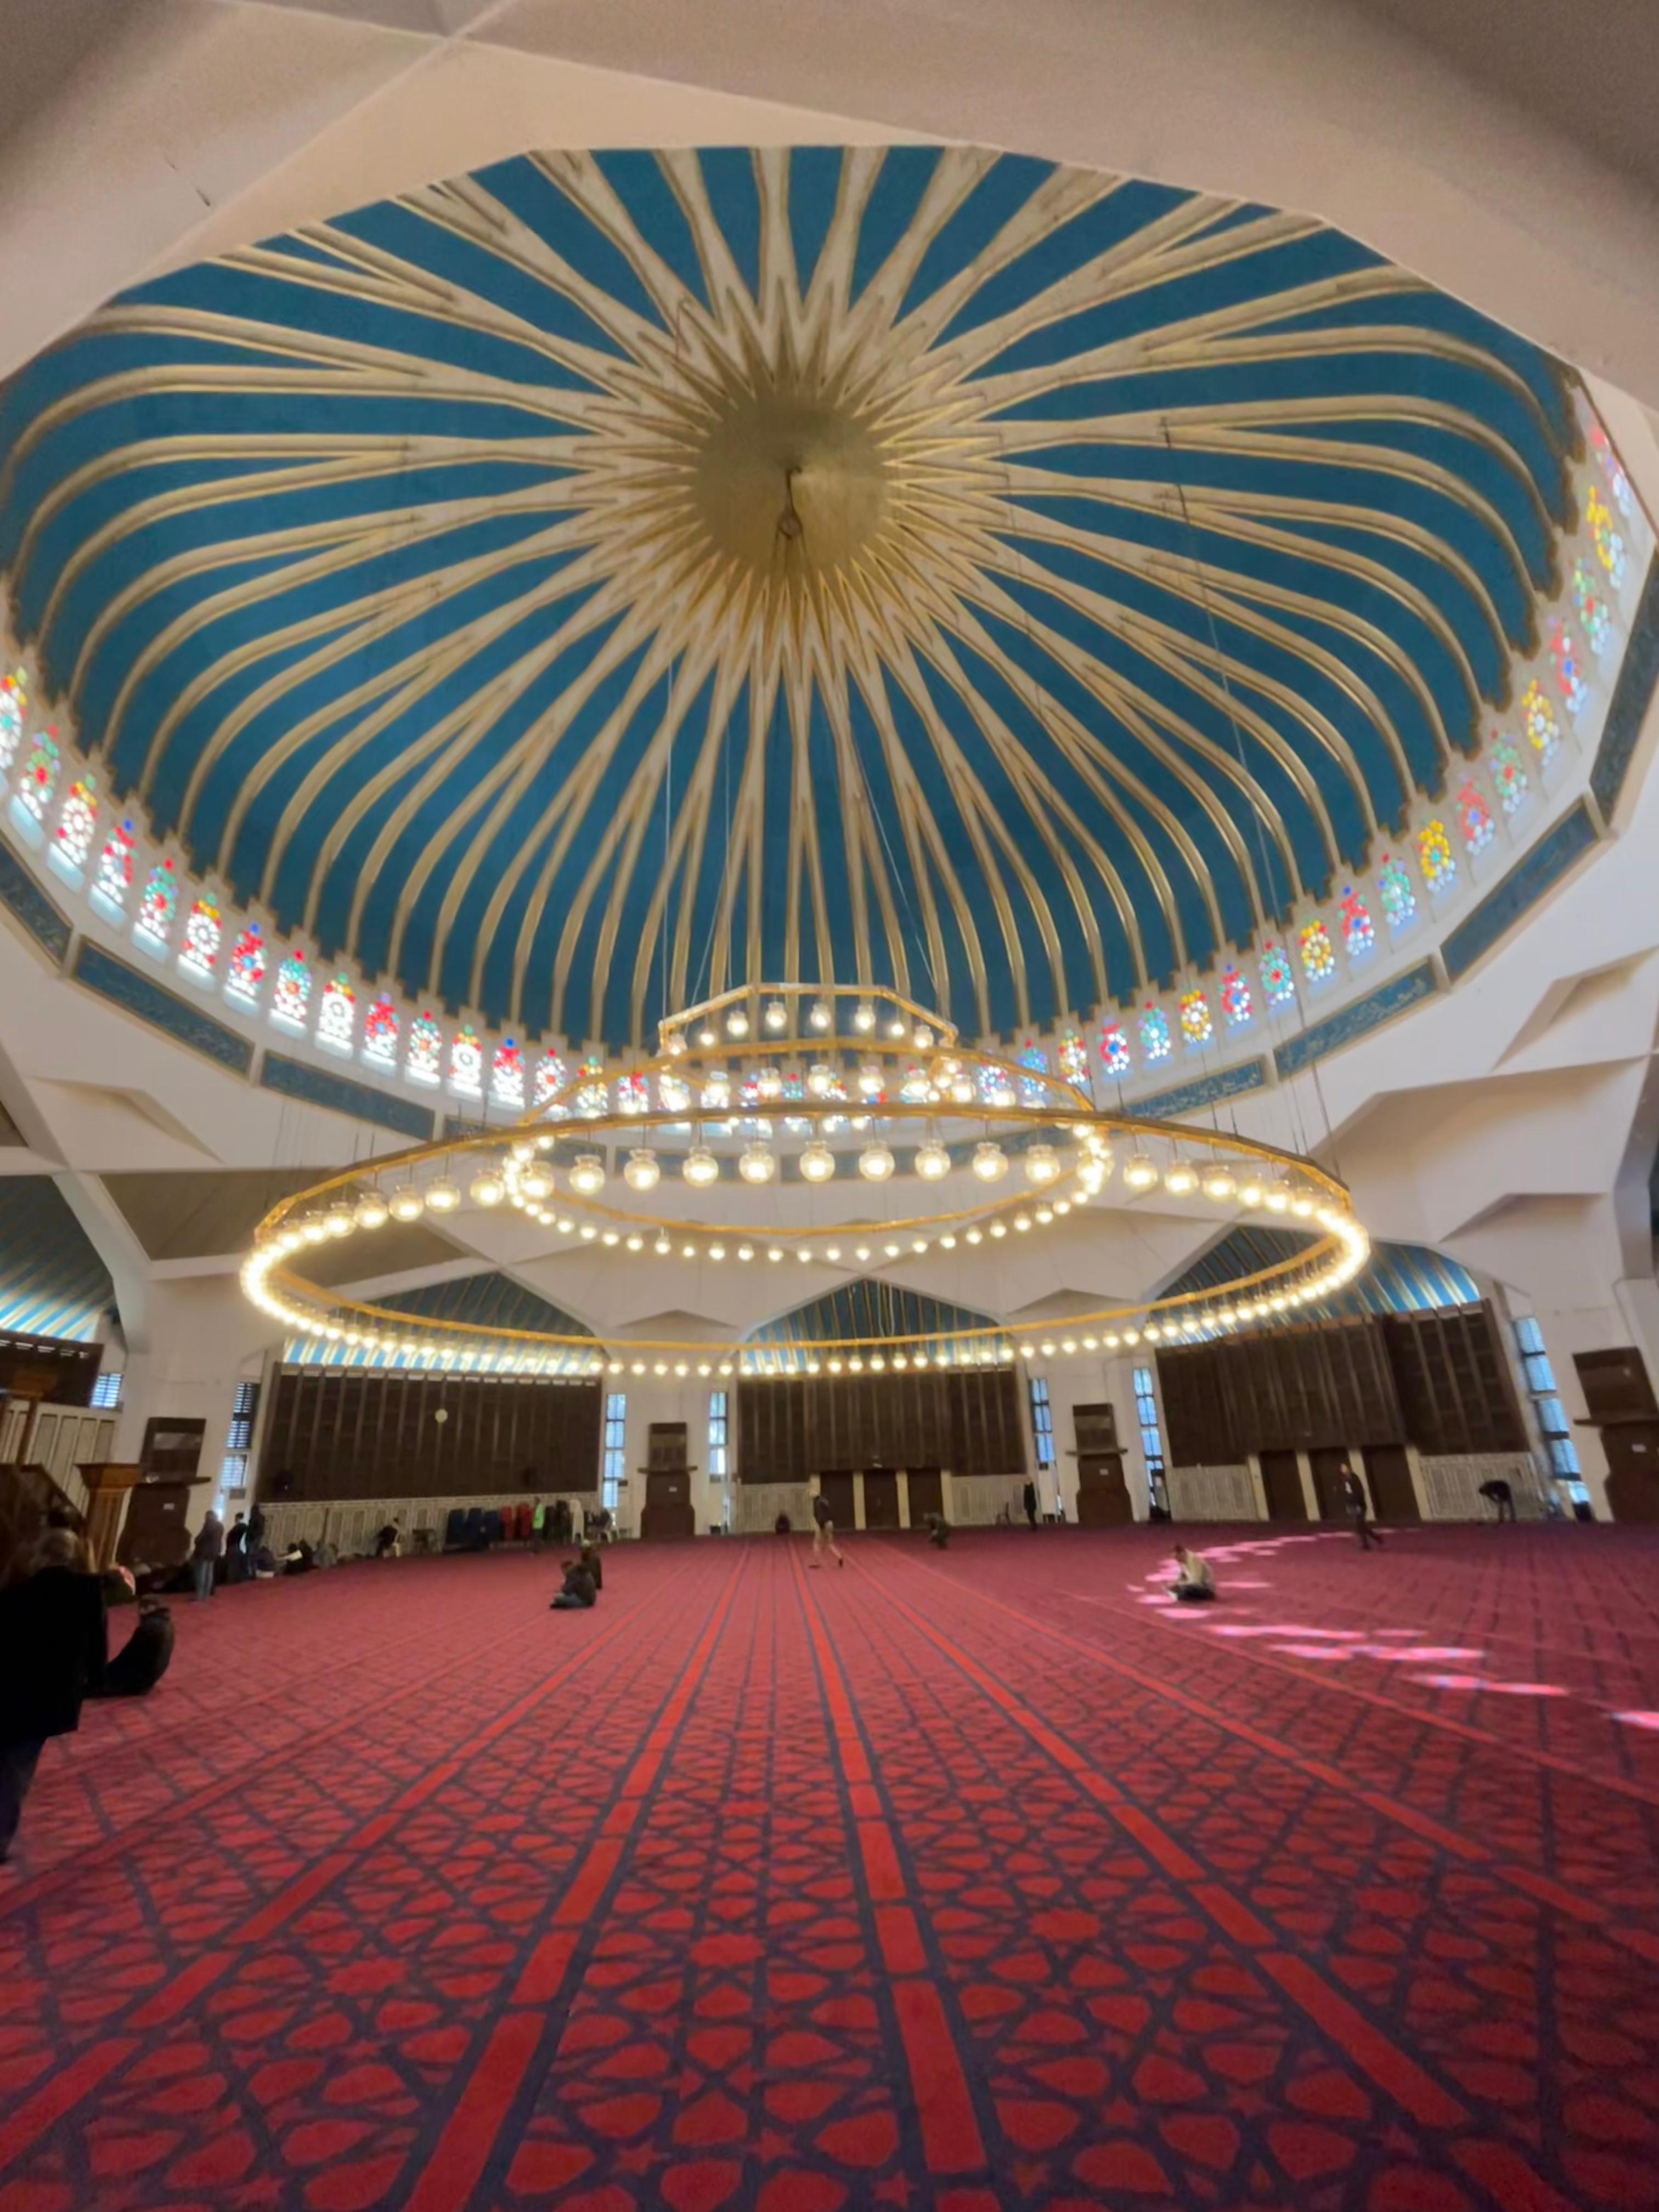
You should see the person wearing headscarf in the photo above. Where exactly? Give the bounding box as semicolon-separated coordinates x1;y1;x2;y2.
0;1528;107;1861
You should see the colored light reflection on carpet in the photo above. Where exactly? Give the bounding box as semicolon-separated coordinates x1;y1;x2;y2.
1;1526;1657;2210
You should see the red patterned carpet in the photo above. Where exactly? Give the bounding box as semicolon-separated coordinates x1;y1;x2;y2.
3;1526;1659;2212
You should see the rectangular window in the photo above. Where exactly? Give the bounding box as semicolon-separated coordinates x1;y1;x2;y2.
602;1392;627;1514
1132;1363;1165;1483
1028;1376;1055;1470
219;1379;260;1500
708;1390;729;1480
1511;1318;1583;1492
88;1370;123;1409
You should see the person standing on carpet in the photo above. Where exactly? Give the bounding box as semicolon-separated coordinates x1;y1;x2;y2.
1341;1464;1382;1549
1022;1477;1039;1528
191;1510;224;1600
810;1490;844;1567
1171;1544;1216;1602
0;1527;107;1861
224;1513;249;1583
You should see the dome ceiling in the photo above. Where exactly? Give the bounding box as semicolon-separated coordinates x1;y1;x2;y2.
0;145;1576;1046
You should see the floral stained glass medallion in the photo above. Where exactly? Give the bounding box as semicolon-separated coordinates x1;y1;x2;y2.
407;1012;443;1085
0;672;24;774
1178;990;1211;1047
1417;820;1456;894
1297;919;1335;983
534;1049;568;1108
492;1040;526;1107
1259;942;1295;1007
1339;887;1374;961
16;730;60;823
363;996;399;1064
272;947;311;1028
225;924;266;1001
317;974;357;1053
1099;1023;1132;1078
1489;737;1528;815
54;777;97;869
1572;560;1613;656
136;859;179;944
1585;484;1627;588
93;820;135;910
1220;967;1252;1028
1590;421;1635;517
1376;853;1415;931
1455;780;1494;856
1138;1005;1171;1063
1520;680;1560;765
179;898;222;979
1549;623;1588;718
450;1025;484;1095
1057;1029;1088;1084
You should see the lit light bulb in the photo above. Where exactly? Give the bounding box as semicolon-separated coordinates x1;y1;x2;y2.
738;1143;776;1185
1201;1166;1237;1201
799;1142;836;1183
809;998;831;1032
887;1016;907;1038
426;1177;461;1213
654;1235;673;1256
682;1147;720;1188
624;1149;661;1193
726;1007;749;1037
1237;1178;1265;1209
354;1192;389;1231
1164;1161;1199;1197
764;999;787;1032
914;1139;951;1180
913;1023;933;1049
469;1168;505;1208
1265;1178;1293;1214
1122;1154;1159;1193
972;1142;1008;1183
568;1154;606;1197
854;1000;876;1033
665;1029;687;1058
737;1244;754;1262
325;1203;356;1238
1024;1143;1062;1186
521;1162;555;1201
859;1141;895;1182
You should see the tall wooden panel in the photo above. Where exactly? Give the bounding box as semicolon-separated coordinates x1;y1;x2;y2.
258;1368;602;1502
737;1370;1024;1482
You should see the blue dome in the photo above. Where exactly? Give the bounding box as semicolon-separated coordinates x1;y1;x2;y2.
0;145;1576;1046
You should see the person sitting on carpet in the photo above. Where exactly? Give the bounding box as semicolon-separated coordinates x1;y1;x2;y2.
0;1528;108;1861
282;1539;315;1576
374;1519;402;1559
1479;1477;1516;1523
550;1545;600;1610
1171;1544;1216;1602
98;1598;174;1697
923;1511;951;1549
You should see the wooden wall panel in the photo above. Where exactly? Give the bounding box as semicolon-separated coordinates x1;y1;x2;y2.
1160;1301;1523;1462
736;1370;1024;1482
258;1368;602;1503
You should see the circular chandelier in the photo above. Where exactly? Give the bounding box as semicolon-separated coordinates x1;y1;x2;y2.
242;985;1371;1376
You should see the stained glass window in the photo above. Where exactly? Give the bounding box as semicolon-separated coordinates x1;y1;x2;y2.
1417;819;1455;894
1017;1043;1048;1104
1058;1029;1088;1083
271;947;311;1028
93;820;135;911
1585;484;1627;589
491;1039;526;1108
1572;559;1613;656
534;1049;568;1109
1489;737;1528;815
1099;1022;1131;1077
1590;421;1635;517
1454;779;1495;856
1376;853;1415;931
1520;679;1560;765
0;672;24;774
179;898;222;980
575;1056;607;1115
407;1012;443;1085
979;1064;1016;1107
1259;942;1295;1007
16;729;59;823
1550;622;1588;718
225;924;266;1002
317;973;357;1052
1178;990;1211;1047
136;858;179;945
1339;887;1374;961
657;1070;690;1116
450;1025;484;1095
616;1071;647;1114
337;995;388;1071
1297;920;1335;983
1138;1005;1171;1063
54;777;97;869
1220;967;1252;1028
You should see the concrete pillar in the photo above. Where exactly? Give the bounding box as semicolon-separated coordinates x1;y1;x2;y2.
852;1472;867;1531
896;1471;911;1528
1295;1450;1320;1521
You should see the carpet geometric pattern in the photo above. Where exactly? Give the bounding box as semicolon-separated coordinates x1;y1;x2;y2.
2;1527;1657;2210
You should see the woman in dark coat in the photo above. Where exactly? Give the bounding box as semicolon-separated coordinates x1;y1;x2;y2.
0;1528;108;1861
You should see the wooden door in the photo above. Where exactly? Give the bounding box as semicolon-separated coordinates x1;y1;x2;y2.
1260;1449;1307;1521
862;1470;900;1530
817;1471;856;1530
1603;1421;1659;1521
641;1471;695;1540
906;1469;943;1525
1308;1448;1353;1521
1363;1445;1419;1522
118;1481;199;1568
1075;1453;1133;1526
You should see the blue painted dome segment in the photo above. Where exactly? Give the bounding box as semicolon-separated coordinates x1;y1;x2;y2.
0;144;1584;1047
